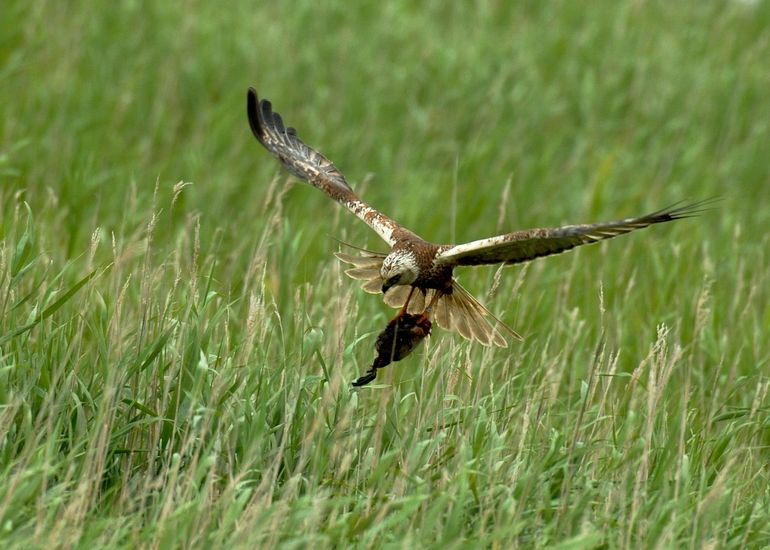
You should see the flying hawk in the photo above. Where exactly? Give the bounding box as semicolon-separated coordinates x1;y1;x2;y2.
247;88;709;347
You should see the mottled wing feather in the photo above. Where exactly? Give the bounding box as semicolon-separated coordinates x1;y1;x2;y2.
435;201;715;267
384;285;417;309
383;287;434;315
334;252;385;268
335;252;385;295
444;283;521;346
248;89;406;246
429;288;511;346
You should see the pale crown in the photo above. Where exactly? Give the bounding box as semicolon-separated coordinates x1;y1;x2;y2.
381;250;419;287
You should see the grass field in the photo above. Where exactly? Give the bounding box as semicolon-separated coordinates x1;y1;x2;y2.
2;1;770;547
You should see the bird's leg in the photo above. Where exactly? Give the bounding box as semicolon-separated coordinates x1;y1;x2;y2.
399;286;416;315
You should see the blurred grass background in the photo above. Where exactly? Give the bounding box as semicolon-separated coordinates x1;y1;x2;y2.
1;0;770;547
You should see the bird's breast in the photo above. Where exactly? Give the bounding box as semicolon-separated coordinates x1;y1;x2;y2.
414;262;454;292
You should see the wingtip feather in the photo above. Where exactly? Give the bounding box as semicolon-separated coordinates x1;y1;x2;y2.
650;196;722;221
246;88;262;140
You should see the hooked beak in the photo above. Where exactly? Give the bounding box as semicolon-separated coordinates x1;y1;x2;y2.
382;277;398;294
382;274;401;293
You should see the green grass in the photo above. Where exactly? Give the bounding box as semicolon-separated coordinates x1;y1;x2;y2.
2;0;770;547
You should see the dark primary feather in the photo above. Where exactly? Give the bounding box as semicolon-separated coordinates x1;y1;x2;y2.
247;88;352;193
436;199;718;267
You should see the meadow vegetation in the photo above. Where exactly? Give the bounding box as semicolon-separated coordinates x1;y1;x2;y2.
1;1;769;547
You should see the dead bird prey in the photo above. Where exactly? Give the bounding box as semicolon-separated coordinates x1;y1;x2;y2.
247;88;712;347
352;311;432;387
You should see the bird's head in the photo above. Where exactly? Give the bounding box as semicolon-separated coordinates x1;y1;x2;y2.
380;251;419;293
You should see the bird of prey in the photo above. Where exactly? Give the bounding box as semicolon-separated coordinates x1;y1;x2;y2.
247;88;709;347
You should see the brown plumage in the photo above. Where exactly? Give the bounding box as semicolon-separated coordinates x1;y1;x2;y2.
247;88;713;347
352;311;432;387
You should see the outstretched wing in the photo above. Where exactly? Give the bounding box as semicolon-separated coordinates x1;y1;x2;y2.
247;88;410;246
435;200;715;267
